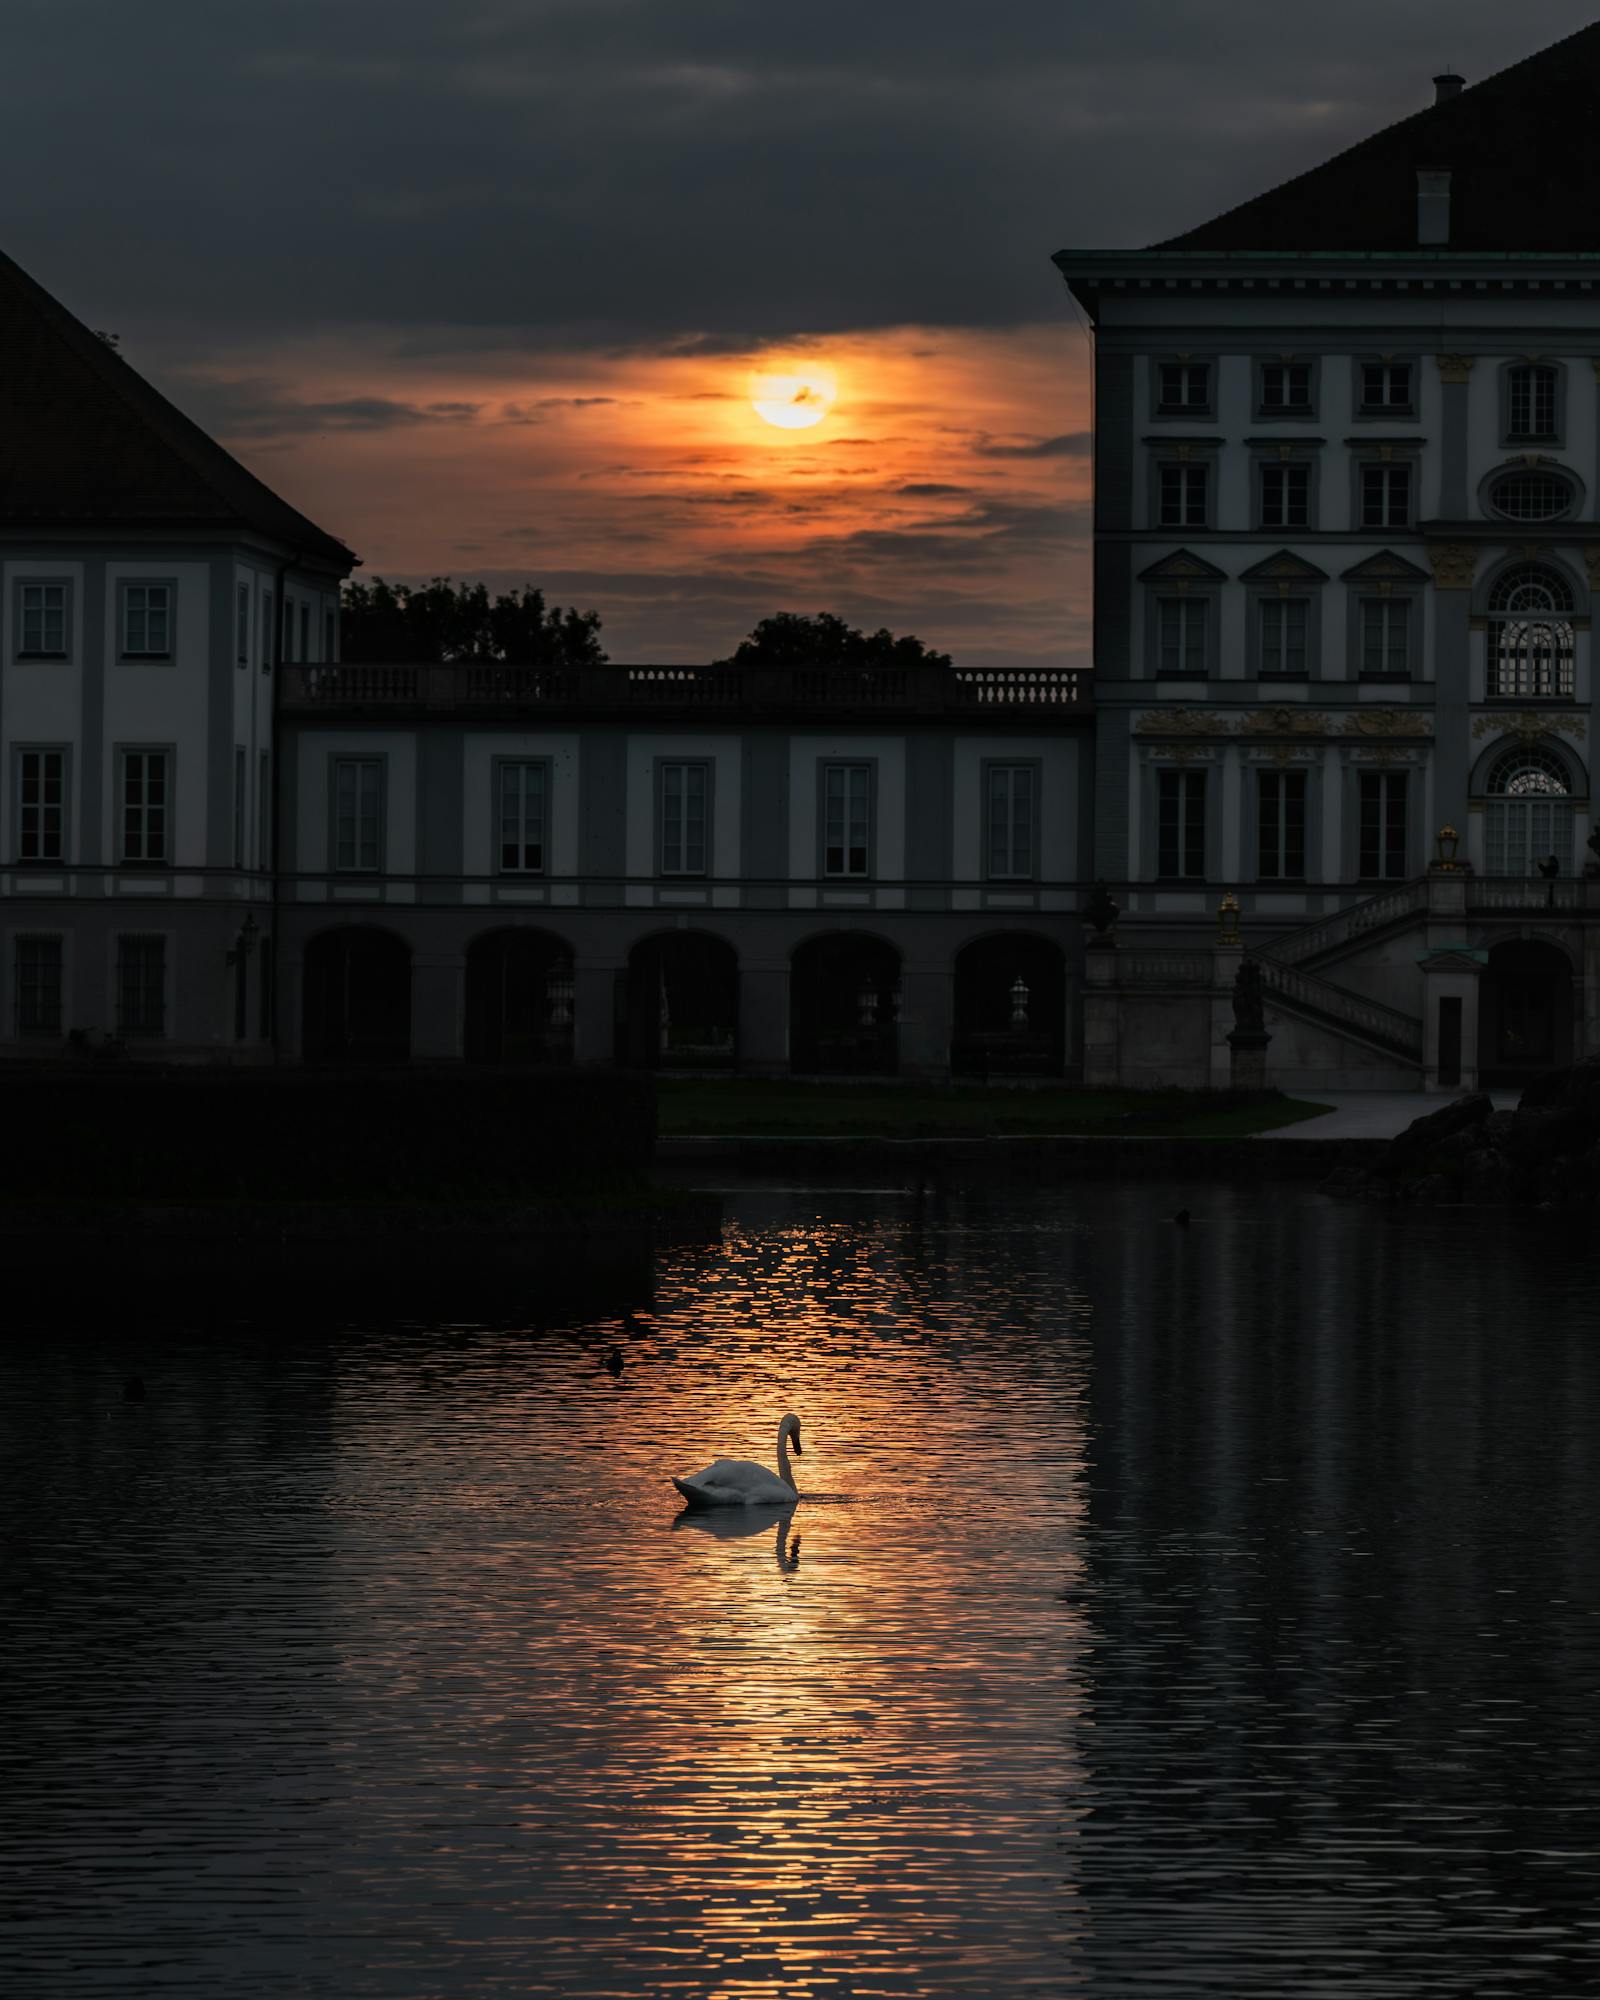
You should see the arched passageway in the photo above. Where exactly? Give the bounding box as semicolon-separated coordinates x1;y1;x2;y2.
1478;938;1574;1086
302;927;411;1062
621;932;738;1069
790;933;901;1075
464;928;574;1064
952;931;1067;1076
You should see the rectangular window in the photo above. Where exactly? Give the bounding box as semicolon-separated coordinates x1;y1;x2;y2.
986;765;1036;880
1361;599;1410;676
823;764;872;877
323;607;336;662
1157;769;1207;879
1259;361;1313;415
261;590;274;672
298;602;311;662
1158;463;1208;528
1361;464;1411;527
1157;596;1207;676
659;761;708;876
15;935;62;1036
116;934;166;1036
121;583;171;658
120;750;169;863
1508;364;1557;441
333;758;382;872
17;749;65;863
233;747;246;869
1257;771;1307;881
1158;361;1210;413
19;583;67;659
1260;463;1310;528
1359;773;1409;879
497;760;546;874
258;750;271;867
1360;361;1414;413
236;582;250;666
1259;598;1309;676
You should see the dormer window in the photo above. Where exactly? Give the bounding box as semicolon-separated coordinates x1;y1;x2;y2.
1157;361;1211;416
1506;363;1559;443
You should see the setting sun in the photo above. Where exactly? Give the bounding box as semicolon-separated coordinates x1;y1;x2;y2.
749;363;836;429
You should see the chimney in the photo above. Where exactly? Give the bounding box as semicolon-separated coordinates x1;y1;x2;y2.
1417;168;1452;246
1434;72;1465;104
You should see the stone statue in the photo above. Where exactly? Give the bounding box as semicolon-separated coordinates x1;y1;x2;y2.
1084;878;1120;937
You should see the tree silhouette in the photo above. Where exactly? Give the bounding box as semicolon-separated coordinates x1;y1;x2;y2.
716;612;951;671
339;578;606;665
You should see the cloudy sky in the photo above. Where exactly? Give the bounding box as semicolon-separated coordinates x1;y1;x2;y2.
4;0;1593;664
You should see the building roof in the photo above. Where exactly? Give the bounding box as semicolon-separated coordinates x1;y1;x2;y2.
0;247;356;568
1155;24;1600;253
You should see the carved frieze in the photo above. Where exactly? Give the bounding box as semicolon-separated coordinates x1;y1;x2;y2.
1350;710;1431;736
1136;709;1230;735
1238;707;1330;735
1471;710;1587;742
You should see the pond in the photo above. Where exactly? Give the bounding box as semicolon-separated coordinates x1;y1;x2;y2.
4;1181;1599;1997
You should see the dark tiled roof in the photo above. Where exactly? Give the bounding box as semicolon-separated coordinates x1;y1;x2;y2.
0;247;355;567
1157;25;1600;253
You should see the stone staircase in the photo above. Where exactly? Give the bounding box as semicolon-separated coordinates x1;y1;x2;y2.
1253;879;1428;1065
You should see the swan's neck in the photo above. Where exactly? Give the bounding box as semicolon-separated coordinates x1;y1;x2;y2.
776;1425;797;1490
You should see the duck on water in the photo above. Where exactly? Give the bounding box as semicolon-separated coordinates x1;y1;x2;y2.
673;1414;803;1508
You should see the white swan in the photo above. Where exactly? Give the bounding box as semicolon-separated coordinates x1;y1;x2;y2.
672;1413;803;1508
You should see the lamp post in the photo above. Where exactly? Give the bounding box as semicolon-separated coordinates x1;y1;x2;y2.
1434;823;1461;870
1217;891;1242;945
857;980;878;1029
1009;973;1030;1030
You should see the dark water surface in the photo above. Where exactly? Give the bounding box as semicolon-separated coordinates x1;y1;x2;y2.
4;1182;1599;1998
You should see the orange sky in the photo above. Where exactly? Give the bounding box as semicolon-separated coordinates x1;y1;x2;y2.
178;322;1091;669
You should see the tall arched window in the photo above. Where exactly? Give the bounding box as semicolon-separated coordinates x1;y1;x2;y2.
1482;745;1576;877
1487;564;1575;699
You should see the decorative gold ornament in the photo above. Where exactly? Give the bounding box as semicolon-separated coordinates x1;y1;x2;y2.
1427;542;1478;589
1471;710;1586;741
1350;710;1431;736
1238;708;1329;736
1437;354;1476;385
1136;709;1230;736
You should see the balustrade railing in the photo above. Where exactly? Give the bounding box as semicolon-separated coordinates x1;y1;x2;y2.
1467;877;1584;911
282;662;1088;716
1256;958;1423;1058
1258;878;1428;966
1116;950;1214;987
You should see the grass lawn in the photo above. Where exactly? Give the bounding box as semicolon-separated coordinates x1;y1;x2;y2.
656;1078;1333;1140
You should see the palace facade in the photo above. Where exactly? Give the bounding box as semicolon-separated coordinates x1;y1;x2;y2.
14;26;1600;1088
1055;29;1600;1090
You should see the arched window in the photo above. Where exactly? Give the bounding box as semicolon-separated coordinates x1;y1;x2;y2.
1507;362;1559;442
1487;564;1575;699
1482;746;1576;876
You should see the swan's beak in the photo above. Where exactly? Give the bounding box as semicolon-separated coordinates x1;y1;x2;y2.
793;1434;802;1455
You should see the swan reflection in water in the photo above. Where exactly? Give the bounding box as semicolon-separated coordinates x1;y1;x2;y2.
673;1504;801;1571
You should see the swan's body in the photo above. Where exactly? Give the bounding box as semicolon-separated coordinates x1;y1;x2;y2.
673;1413;802;1508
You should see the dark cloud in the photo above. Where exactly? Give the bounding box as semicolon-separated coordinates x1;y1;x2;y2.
897;482;972;496
184;377;485;437
976;432;1092;460
1;2;1586;346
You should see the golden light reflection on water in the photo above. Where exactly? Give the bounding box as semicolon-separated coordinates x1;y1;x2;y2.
325;1203;1094;1995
